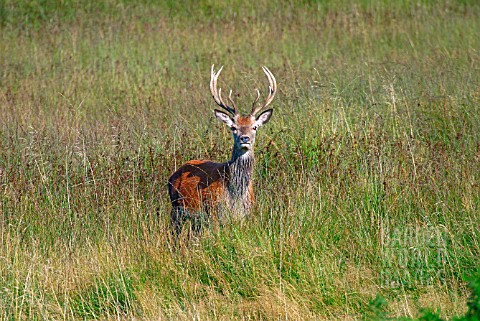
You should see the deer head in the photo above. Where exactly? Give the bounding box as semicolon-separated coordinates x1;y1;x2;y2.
210;65;277;155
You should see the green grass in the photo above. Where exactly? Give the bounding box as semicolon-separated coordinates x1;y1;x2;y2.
1;0;479;319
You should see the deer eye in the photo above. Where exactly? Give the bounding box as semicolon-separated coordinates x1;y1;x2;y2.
252;126;258;131
230;126;237;132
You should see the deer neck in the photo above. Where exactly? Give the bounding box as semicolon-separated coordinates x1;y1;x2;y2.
227;148;254;201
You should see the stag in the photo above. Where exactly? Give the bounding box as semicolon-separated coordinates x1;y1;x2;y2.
168;65;277;234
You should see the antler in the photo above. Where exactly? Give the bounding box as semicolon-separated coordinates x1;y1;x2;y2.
210;65;236;115
251;66;277;116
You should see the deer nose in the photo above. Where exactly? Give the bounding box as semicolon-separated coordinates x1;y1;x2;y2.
240;136;250;143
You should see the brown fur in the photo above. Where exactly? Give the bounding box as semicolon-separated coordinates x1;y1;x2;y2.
168;160;229;211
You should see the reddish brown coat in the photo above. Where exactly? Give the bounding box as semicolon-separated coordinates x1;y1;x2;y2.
168;160;227;211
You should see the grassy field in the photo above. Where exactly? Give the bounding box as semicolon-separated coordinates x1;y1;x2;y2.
1;0;479;319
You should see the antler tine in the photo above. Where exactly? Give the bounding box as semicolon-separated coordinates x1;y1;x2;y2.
251;66;277;116
227;90;237;111
262;66;277;106
251;89;260;114
210;65;236;115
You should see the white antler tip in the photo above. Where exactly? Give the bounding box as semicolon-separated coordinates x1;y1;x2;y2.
211;64;224;76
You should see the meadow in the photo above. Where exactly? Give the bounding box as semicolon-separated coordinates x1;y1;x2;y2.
0;1;479;319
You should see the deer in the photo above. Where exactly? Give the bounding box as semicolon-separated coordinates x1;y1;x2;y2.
168;65;277;235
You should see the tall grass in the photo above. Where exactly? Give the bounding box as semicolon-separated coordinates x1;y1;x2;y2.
1;1;479;319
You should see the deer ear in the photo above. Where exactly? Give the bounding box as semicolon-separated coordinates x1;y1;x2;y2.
214;109;234;127
255;108;273;127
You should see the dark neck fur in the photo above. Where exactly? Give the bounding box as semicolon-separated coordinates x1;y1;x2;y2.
227;149;254;199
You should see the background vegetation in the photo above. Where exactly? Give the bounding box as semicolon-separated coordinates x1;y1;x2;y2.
1;0;479;319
